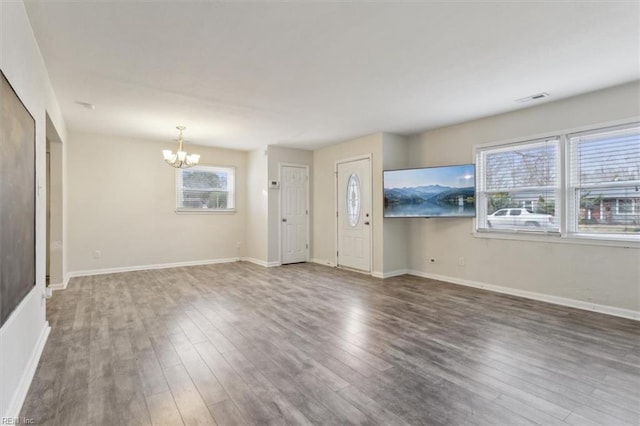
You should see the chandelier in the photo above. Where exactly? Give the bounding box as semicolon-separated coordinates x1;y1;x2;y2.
162;126;200;168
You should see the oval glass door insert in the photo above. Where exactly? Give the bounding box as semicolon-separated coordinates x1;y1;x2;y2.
347;174;361;227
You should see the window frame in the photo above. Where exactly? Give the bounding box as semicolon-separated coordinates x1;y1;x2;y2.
475;136;561;235
616;199;633;215
566;123;640;241
473;119;640;247
175;164;236;214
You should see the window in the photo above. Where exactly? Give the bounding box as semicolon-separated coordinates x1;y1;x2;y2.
476;137;560;233
476;122;640;242
176;165;235;212
616;199;636;215
568;124;640;237
346;174;361;227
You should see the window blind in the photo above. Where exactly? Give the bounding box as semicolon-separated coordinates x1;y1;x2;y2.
476;137;560;232
568;124;640;235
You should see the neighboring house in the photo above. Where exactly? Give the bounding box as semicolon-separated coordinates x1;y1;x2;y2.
493;189;640;225
581;188;640;225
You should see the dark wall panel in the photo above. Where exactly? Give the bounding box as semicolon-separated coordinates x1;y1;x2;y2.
0;70;36;327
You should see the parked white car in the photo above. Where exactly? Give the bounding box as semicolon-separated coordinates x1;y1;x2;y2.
488;208;555;229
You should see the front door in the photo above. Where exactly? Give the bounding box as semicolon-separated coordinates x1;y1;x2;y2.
337;158;371;272
281;165;309;264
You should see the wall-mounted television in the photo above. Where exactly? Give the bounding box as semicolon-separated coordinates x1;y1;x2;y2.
383;164;476;218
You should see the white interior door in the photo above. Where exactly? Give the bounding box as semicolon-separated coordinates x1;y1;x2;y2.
337;158;371;272
281;165;309;264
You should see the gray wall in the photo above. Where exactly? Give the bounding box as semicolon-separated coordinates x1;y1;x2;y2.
267;145;314;264
313;133;384;274
245;147;269;263
47;138;63;285
382;133;410;275
67;132;248;271
406;82;640;313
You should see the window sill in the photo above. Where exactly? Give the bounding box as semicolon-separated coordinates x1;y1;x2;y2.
473;229;640;248
175;209;236;215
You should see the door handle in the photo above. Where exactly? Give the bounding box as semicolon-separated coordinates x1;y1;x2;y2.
282;218;287;222
364;221;370;225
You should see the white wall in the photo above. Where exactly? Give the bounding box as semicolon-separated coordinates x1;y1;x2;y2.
312;133;384;274
267;145;313;264
0;0;67;417
407;82;640;314
245;147;269;264
67;132;247;272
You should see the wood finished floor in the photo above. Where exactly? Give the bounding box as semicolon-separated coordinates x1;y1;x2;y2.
21;262;640;426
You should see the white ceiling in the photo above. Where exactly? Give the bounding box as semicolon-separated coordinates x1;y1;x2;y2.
25;1;639;151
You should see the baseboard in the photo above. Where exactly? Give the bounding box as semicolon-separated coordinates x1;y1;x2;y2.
240;257;281;267
313;260;406;279
407;270;640;321
310;258;336;267
336;265;372;276
60;274;71;290
66;257;240;282
372;269;409;279
48;282;66;291
5;321;50;418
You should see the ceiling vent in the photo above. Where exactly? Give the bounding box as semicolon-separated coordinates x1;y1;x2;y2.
516;92;550;103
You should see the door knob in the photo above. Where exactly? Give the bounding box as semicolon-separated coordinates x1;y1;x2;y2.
282;218;287;222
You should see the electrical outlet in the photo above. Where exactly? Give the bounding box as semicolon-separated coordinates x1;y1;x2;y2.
94;250;101;259
458;256;465;266
429;258;436;263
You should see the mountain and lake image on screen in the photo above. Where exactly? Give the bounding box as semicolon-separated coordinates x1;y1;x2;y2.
383;164;476;218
